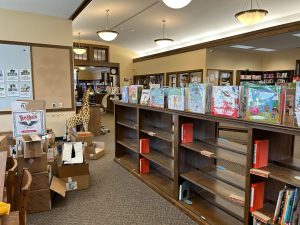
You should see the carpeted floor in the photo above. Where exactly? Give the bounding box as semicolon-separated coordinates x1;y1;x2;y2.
28;113;197;225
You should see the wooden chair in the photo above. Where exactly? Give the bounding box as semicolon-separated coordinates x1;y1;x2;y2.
4;158;17;210
2;169;32;225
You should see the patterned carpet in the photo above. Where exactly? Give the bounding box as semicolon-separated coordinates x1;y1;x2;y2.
28;113;197;225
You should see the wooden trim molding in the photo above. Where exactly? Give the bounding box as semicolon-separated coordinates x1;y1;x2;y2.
69;0;93;21
133;21;300;63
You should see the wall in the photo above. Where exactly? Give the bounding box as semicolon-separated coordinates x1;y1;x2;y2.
0;8;74;136
206;49;264;84
262;48;300;71
78;69;102;80
81;40;137;86
133;49;207;83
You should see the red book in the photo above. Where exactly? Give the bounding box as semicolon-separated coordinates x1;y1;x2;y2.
140;158;149;174
140;139;150;154
253;140;269;169
250;182;265;212
181;123;193;143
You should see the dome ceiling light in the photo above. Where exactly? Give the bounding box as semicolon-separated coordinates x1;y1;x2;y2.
73;32;87;55
97;9;119;41
154;20;174;47
162;0;192;9
235;0;268;25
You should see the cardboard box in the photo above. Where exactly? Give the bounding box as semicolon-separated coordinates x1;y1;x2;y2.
70;132;94;145
46;129;56;146
62;175;90;191
58;163;90;191
85;142;105;160
48;160;58;176
50;176;67;197
27;189;51;214
21;134;42;158
31;171;50;191
17;152;47;174
0;135;7;147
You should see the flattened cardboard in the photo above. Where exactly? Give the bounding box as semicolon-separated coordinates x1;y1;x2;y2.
21;134;42;158
27;189;51;214
31;171;49;191
85;142;105;160
0;135;7;147
50;176;66;197
58;163;89;178
17;153;47;174
62;175;90;191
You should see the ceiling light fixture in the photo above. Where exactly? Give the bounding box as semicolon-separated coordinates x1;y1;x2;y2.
231;45;255;49
235;0;268;26
162;0;192;9
155;20;174;47
73;32;87;55
255;48;276;52
78;67;86;70
97;9;119;41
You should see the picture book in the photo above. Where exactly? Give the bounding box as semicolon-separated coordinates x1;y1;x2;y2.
167;88;185;111
140;89;150;105
211;86;239;118
245;85;282;124
188;83;212;114
295;82;300;126
121;86;129;103
150;88;165;108
128;85;143;104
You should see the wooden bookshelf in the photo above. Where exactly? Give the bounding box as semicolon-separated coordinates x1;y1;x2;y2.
166;69;203;87
114;102;300;225
133;73;164;89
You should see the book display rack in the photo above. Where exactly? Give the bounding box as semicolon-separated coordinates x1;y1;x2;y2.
114;101;300;225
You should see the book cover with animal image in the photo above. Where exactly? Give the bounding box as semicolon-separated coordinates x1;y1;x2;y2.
128;85;143;104
121;86;129;103
150;88;165;108
211;86;239;118
295;82;300;126
245;85;282;124
167;88;185;111
188;83;212;114
140;89;150;105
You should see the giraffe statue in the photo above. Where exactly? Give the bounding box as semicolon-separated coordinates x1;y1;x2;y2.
65;88;93;140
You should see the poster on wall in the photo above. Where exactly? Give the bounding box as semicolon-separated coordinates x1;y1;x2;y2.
6;69;19;82
0;83;5;97
7;83;19;97
19;83;31;98
20;69;32;82
0;70;4;82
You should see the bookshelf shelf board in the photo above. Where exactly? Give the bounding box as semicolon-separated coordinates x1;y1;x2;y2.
180;170;245;206
276;158;300;171
202;138;247;155
141;169;174;196
115;154;138;172
140;127;174;142
180;195;244;225
116;120;137;130
180;141;246;166
200;167;245;190
141;150;174;172
117;138;138;153
253;203;278;225
254;164;300;187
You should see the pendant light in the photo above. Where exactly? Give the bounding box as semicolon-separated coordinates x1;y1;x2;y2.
162;0;192;9
154;20;174;47
97;9;119;41
73;32;87;55
235;0;268;25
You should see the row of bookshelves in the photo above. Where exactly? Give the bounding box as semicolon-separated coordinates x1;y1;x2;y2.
114;102;300;225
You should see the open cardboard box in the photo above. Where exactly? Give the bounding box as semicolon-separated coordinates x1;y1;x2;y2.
70;131;94;145
0;135;7;147
21;134;42;158
85;142;105;160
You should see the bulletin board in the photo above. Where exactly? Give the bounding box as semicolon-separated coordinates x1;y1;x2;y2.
0;44;33;111
0;41;74;113
32;46;74;110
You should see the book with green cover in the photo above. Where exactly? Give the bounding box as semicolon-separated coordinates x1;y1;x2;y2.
150;88;165;108
188;83;212;114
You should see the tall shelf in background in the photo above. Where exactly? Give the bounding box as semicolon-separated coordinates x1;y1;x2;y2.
114;102;300;225
166;69;203;87
133;73;164;89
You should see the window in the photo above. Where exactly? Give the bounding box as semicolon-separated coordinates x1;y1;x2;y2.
93;48;108;62
74;49;88;61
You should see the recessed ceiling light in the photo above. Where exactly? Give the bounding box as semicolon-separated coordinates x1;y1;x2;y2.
231;45;255;49
255;48;276;52
130;28;135;32
293;33;300;37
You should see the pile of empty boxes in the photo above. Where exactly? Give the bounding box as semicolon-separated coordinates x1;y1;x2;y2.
0;100;105;214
